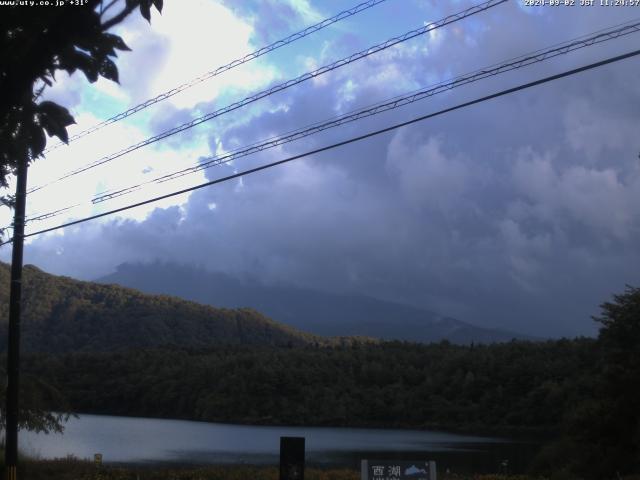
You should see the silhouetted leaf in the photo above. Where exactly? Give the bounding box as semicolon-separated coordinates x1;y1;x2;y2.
0;194;16;209
140;0;152;21
37;101;75;144
0;0;161;188
103;32;131;52
99;58;119;83
58;48;100;82
37;101;75;128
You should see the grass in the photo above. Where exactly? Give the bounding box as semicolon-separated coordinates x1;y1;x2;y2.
0;458;556;480
11;458;359;480
4;458;640;480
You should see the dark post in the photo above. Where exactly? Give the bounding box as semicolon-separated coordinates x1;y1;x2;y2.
279;436;305;480
5;156;28;480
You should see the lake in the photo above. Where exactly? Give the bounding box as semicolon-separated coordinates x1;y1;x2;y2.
19;414;539;474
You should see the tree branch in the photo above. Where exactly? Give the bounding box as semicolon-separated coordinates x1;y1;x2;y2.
101;3;138;31
100;0;120;19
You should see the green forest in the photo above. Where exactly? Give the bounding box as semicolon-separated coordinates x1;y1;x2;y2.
0;262;639;478
0;263;370;352
18;339;595;432
12;319;640;479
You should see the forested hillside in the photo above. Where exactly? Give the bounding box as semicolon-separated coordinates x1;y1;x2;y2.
0;262;343;352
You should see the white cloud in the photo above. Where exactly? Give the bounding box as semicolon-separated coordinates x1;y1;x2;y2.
143;0;275;109
511;147;640;241
17;0;276;234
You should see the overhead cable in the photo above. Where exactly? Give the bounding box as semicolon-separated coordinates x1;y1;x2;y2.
1;48;636;247
28;0;507;194
42;0;391;153
18;17;639;227
86;19;640;205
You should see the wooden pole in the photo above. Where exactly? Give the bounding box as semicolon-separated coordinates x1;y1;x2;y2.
5;156;28;480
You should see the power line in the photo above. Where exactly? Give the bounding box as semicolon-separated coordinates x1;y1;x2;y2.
3;48;637;247
92;19;640;199
27;0;507;195
41;0;391;154
21;18;640;222
27;204;82;223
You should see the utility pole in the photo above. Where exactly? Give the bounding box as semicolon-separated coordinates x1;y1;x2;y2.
5;156;28;480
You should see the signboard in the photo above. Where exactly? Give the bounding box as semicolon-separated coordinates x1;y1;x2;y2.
280;436;305;480
361;460;436;480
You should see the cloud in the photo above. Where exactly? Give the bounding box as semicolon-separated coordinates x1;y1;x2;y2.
564;97;639;165
386;132;470;210
5;1;640;338
219;0;321;46
511;147;640;242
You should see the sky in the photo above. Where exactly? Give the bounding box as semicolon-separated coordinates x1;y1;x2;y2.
1;0;640;337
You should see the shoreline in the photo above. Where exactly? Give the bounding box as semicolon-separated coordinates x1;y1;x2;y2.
56;410;554;440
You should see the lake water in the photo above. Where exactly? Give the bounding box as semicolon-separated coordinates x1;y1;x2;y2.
19;414;539;473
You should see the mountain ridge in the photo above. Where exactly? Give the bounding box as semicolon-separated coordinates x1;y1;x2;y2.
0;261;369;353
97;261;533;344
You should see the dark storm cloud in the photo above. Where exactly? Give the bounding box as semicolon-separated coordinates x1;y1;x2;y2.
13;2;640;337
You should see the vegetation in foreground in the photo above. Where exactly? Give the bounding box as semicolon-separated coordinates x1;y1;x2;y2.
1;279;637;479
0;457;567;480
7;458;640;480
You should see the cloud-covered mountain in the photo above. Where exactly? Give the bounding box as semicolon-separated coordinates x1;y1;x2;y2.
6;2;637;340
98;262;533;344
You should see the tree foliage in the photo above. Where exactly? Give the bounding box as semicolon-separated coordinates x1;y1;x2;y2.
0;0;163;238
20;339;597;435
577;286;640;477
0;262;339;353
532;286;640;478
3;260;638;475
0;370;71;434
0;0;163;431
